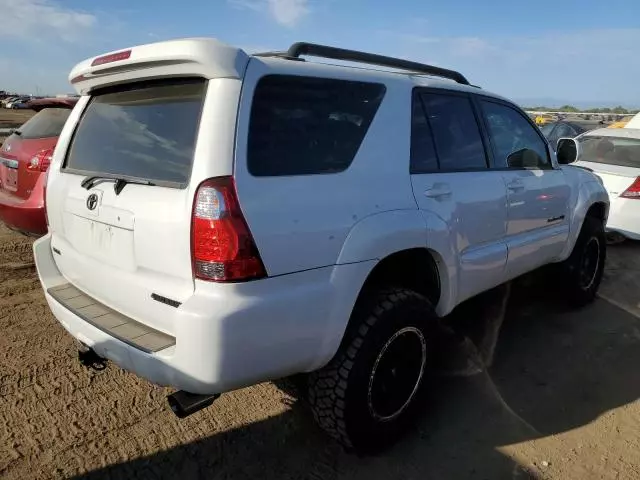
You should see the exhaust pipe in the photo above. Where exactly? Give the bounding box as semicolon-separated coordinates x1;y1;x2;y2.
167;390;220;418
78;346;107;371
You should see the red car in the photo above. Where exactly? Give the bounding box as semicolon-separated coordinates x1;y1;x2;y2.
0;97;78;236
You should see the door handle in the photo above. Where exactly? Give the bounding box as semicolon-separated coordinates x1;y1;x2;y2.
506;180;525;191
424;185;452;198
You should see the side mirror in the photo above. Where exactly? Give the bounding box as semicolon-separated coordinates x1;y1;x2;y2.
556;138;578;164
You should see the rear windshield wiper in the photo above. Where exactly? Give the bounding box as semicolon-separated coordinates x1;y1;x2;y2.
81;175;155;195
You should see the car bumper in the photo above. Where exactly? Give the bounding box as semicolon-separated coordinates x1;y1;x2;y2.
34;233;371;394
606;197;640;240
0;184;47;236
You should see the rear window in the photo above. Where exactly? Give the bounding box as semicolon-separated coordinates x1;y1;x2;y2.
578;136;640;168
247;75;386;176
18;108;72;139
65;79;206;186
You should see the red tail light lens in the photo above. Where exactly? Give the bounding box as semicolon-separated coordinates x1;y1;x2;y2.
91;50;132;67
620;177;640;199
191;177;266;282
27;147;54;172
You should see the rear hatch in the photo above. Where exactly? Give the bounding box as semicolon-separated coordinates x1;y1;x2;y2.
0;108;72;199
48;78;207;336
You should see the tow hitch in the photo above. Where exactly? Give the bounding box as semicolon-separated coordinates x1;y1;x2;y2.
167;391;220;418
77;345;107;371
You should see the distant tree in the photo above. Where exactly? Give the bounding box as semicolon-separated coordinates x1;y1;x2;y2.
612;106;629;114
559;105;579;112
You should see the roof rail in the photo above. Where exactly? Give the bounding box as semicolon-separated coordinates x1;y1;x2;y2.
254;42;470;86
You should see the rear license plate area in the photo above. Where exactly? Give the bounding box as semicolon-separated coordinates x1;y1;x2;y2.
0;159;18;192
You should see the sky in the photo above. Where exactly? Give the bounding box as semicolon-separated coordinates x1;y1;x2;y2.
1;0;639;107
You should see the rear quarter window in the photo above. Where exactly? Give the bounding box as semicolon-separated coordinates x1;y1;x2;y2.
17;108;72;139
64;78;206;185
247;75;386;176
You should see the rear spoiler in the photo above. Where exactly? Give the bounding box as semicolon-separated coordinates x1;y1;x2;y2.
69;37;250;94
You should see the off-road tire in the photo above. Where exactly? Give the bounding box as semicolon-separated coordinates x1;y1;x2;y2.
558;216;606;306
307;288;437;453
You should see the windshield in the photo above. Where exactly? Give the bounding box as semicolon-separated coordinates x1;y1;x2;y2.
65;78;206;186
577;135;640;168
17;108;72;139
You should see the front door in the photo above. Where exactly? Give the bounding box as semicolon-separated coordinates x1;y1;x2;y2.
478;99;571;279
410;90;508;304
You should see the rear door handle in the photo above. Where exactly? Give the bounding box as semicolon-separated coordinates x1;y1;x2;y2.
424;185;452;198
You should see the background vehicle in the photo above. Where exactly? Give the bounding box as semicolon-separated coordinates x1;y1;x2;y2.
540;120;603;150
0;97;78;236
1;96;20;108
34;38;608;453
5;97;30;109
11;99;33;110
624;112;640;129
535;113;555;125
572;128;640;241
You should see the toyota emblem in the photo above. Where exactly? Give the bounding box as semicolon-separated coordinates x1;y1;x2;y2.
86;193;99;211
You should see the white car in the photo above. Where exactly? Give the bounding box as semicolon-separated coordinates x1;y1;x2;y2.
33;38;609;452
572;128;640;241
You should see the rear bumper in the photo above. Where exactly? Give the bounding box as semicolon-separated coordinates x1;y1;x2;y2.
0;182;46;236
606;197;640;240
34;234;372;394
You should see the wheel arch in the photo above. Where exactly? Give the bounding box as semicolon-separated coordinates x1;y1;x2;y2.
309;210;456;372
560;180;610;260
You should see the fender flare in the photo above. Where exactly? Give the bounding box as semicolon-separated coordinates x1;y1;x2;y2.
560;180;609;259
307;210;457;371
336;209;429;265
337;208;458;316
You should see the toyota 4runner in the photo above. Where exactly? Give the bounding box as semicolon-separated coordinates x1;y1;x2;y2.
33;38;609;453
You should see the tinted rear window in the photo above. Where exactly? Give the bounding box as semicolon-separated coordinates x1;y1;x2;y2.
65;79;206;185
578;136;640;168
247;75;386;176
420;93;487;170
18;108;72;139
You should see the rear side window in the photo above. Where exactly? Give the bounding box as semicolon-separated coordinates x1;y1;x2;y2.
247;75;386;176
420;93;488;170
410;94;439;173
17;108;72;139
65;79;206;185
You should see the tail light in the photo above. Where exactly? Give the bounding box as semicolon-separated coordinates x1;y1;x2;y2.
27;147;54;172
620;177;640;199
191;177;266;282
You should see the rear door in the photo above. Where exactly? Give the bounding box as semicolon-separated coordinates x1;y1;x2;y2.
410;90;508;303
46;78;209;335
478;98;571;278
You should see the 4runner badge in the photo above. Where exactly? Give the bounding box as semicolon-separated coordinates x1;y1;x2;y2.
86;193;99;211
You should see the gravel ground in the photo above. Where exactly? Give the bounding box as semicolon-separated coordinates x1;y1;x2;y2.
1;223;638;480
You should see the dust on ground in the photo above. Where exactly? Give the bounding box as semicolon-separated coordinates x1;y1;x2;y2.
0;223;638;480
0;108;34;130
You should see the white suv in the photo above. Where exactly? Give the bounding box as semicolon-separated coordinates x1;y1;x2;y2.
34;38;609;452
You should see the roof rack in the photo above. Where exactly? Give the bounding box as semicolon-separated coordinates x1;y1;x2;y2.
254;42;470;86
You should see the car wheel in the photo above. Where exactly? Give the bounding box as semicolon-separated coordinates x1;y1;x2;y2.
559;216;606;306
308;288;436;453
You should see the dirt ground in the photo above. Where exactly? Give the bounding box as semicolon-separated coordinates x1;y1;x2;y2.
0;223;639;480
0;108;34;130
